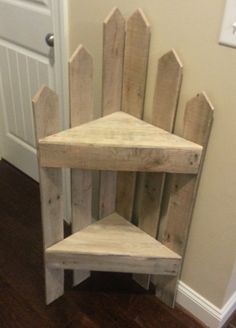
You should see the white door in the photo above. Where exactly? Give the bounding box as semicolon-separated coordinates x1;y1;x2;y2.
0;0;67;180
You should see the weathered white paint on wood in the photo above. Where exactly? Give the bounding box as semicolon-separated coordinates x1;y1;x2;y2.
157;92;214;307
122;8;150;117
31;8;214;310
133;50;183;289
137;50;183;236
99;8;125;219
69;45;94;286
99;171;117;218
69;45;93;126
32;86;64;305
102;7;125;115
116;8;151;220
46;212;181;275
116;171;136;221
39;111;202;173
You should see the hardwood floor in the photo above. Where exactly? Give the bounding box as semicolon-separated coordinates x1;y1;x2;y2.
0;160;206;328
224;310;236;328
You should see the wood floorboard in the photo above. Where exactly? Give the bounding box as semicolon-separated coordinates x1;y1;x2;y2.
0;159;206;328
224;310;236;328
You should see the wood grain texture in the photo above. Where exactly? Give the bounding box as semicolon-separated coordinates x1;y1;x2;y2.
39;112;202;173
155;275;179;307
99;170;117;218
122;8;150;117
136;50;183;236
99;8;125;219
102;7;125;115
69;45;93;125
152;50;183;131
157;92;214;307
32;86;64;304
133;50;183;288
0;159;207;328
224;310;236;328
116;8;150;221
116;171;137;220
46;212;181;275
69;45;94;286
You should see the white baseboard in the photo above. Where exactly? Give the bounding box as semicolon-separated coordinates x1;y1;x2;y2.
176;281;236;328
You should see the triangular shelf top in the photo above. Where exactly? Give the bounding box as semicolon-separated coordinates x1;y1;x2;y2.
46;212;181;275
39;112;202;173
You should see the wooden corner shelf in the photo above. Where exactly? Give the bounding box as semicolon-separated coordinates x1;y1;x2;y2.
32;7;214;308
46;212;181;275
39;111;202;173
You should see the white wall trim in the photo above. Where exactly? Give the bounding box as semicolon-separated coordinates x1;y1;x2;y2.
221;289;236;326
177;281;236;328
51;0;69;129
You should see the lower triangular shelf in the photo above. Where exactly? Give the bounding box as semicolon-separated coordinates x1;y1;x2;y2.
46;213;181;275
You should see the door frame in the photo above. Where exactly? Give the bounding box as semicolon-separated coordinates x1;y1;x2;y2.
51;0;69;133
0;0;71;222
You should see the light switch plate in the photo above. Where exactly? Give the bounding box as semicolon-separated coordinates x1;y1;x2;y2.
219;0;236;48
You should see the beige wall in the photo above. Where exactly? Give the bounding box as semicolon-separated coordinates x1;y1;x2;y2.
68;0;236;308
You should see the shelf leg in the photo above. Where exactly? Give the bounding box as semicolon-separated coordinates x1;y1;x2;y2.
45;266;64;305
154;274;178;308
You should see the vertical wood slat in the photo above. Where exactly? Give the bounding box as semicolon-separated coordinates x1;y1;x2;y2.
69;45;93;286
133;50;183;288
32;86;64;304
99;8;125;219
116;8;150;220
156;92;214;307
122;8;150;117
102;7;125;116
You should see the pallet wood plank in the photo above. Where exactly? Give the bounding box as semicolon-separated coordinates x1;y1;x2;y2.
133;50;183;288
99;8;125;218
154;275;179;306
156;92;214;307
46;255;180;275
45;212;181;275
152;50;183;131
70;45;94;125
102;7;125;115
69;45;94;286
32;86;64;304
122;8;150;117
99;171;117;218
137;50;183;236
116;8;150;220
116;171;136;220
39;111;202;173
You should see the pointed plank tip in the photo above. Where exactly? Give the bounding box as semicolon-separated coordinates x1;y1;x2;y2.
184;92;214;142
198;92;214;112
159;49;183;69
122;7;150;117
187;92;214;118
128;8;150;28
104;7;124;25
32;85;56;105
69;44;92;65
32;85;59;141
171;49;183;68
